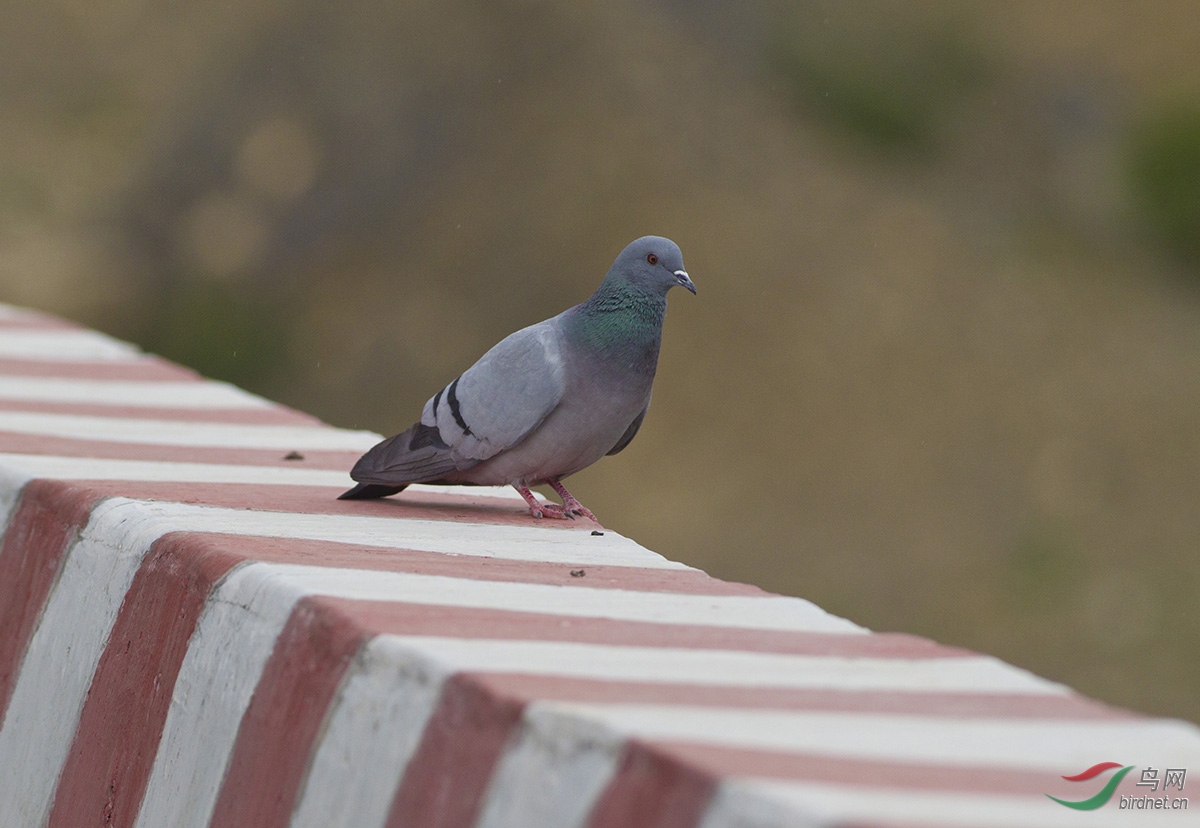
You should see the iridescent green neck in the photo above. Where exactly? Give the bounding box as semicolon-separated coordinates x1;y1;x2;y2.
571;281;666;371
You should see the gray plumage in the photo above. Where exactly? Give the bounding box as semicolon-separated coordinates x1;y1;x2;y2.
340;235;695;520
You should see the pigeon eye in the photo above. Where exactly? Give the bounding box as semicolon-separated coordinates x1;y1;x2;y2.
646;253;658;265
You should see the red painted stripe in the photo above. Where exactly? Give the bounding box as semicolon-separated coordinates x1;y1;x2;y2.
586;739;1093;828
639;741;1067;796
67;482;590;530
384;673;526;828
0;479;104;718
328;598;968;659
0;433;361;469
562;723;1150;821
0;357;191;380
10;475;607;535
468;674;1131;719
207;596;368;828
0;399;323;424
584;740;715;828
47;535;244;828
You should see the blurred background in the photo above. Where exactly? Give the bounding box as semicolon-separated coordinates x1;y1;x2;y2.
3;0;1199;722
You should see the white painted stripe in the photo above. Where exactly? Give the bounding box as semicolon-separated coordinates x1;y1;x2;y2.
398;482;528;502
0;453;356;487
0;410;381;450
0;464;33;532
290;637;451;828
533;703;1200;772
0;376;272;409
134;563;307;828
697;780;825;828
378;637;1053;693
238;562;863;633
701;777;1188;828
0;328;142;361
0;499;171;827
98;500;692;570
474;705;624;828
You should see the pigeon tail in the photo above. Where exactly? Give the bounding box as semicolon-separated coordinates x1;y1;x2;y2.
338;482;408;500
349;422;462;486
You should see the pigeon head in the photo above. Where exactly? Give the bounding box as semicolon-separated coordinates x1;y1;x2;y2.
608;236;696;297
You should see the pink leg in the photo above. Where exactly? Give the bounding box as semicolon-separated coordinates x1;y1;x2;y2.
549;480;598;522
514;484;569;519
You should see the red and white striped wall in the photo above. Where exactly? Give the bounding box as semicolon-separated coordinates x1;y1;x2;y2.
0;302;1196;828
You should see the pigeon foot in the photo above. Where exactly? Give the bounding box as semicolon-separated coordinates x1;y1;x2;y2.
514;485;570;519
513;483;598;522
549;480;598;522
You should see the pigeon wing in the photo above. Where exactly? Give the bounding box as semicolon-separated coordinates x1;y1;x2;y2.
423;320;567;462
606;401;648;456
348;320;567;487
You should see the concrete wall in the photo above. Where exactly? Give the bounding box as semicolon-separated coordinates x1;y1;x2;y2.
0;302;1196;828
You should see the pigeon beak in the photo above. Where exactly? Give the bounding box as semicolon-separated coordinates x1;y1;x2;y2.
674;270;697;295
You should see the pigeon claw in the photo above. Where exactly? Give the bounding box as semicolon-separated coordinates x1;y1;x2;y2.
566;505;596;521
534;502;573;520
515;485;565;520
513;483;598;523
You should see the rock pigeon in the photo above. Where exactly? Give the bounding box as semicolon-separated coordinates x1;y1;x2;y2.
339;236;696;520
